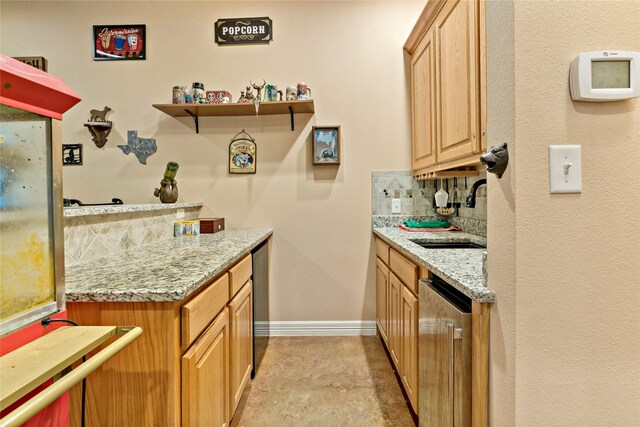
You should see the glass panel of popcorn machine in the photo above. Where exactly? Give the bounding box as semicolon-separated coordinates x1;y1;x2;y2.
0;105;57;333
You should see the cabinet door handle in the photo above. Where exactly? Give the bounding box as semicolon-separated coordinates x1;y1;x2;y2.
481;130;486;137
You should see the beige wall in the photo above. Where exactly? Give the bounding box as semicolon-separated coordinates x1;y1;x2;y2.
488;0;640;425
486;0;516;425
1;1;423;322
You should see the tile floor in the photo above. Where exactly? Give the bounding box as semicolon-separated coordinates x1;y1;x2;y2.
230;336;416;427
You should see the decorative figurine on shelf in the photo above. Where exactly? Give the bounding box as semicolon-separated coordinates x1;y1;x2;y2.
153;161;179;203
251;80;266;102
89;106;111;121
238;86;256;103
84;106;113;148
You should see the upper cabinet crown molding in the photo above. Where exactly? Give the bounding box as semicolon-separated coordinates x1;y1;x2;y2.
404;0;448;55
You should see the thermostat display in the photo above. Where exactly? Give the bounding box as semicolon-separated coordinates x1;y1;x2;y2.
570;51;639;101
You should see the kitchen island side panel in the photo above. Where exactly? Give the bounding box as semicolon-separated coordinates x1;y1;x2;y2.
67;301;182;427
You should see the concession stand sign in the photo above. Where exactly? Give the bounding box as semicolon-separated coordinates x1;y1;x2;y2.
215;17;273;45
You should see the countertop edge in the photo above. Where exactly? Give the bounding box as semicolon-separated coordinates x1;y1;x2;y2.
64;202;204;218
372;228;495;303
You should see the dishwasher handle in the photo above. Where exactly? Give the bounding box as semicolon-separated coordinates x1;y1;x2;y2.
448;323;463;426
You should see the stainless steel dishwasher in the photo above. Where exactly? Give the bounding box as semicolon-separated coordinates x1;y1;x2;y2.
419;276;472;427
251;240;269;378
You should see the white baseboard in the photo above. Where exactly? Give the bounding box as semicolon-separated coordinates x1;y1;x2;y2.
255;320;377;337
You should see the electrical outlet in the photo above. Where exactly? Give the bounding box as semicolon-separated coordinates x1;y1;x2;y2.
176;208;185;219
392;198;401;214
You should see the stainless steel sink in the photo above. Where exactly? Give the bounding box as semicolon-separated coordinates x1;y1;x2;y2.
410;241;486;249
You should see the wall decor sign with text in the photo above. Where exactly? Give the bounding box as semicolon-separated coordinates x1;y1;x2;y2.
229;130;257;174
93;25;146;60
215;17;273;45
12;56;48;71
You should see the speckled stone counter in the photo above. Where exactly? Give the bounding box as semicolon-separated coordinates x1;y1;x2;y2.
64;202;203;218
65;229;272;302
373;227;495;303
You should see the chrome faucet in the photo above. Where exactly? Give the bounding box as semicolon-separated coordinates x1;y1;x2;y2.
465;179;486;208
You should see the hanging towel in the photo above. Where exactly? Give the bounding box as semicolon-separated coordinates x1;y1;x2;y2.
403;220;450;229
399;224;461;232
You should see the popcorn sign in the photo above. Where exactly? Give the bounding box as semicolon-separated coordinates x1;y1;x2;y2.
215;17;273;45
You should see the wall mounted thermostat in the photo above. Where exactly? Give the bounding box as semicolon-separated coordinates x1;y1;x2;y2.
569;51;640;101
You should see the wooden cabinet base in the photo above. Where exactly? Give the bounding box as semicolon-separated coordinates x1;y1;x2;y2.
68;301;182;427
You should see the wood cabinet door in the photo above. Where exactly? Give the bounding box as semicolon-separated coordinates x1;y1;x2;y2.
411;29;438;171
388;272;402;371
182;307;230;427
401;286;419;414
435;0;480;163
376;257;390;345
228;280;253;418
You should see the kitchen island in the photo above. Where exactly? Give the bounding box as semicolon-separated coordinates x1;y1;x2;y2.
66;228;272;427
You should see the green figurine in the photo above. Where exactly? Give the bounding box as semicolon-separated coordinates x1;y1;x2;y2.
154;161;179;203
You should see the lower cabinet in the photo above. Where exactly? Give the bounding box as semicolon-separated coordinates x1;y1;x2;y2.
375;238;419;415
229;280;253;416
401;285;418;412
182;308;230;427
375;258;389;345
374;236;491;425
388;272;402;370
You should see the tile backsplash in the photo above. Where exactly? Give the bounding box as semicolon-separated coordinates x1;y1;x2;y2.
64;206;201;266
372;171;487;236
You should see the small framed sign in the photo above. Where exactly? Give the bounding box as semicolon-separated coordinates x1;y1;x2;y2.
229;130;257;174
93;25;146;60
62;144;83;166
215;17;273;46
12;56;47;71
312;126;341;165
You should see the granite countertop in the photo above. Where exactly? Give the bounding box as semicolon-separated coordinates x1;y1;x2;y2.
65;229;272;303
64;202;204;218
373;227;495;303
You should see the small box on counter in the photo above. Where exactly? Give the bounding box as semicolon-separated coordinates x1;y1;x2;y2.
199;218;225;234
174;220;200;237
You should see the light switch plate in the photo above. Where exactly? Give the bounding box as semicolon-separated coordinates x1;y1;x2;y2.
176;208;185;219
549;145;582;193
391;198;401;214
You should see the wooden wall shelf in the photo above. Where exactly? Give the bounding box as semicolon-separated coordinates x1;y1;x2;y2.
152;100;315;133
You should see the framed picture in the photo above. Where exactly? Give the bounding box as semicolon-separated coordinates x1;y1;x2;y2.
229;130;257;174
93;25;146;60
312;126;341;165
62;144;82;166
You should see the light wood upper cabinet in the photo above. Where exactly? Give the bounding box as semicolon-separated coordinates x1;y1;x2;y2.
182;308;230;427
411;29;437;170
405;0;486;177
229;280;253;418
435;0;479;163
